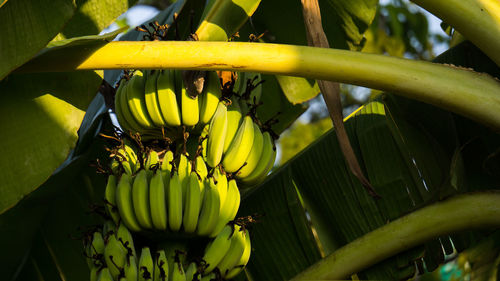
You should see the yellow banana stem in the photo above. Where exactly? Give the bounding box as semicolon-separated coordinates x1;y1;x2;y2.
412;0;500;67
17;41;500;130
290;191;500;280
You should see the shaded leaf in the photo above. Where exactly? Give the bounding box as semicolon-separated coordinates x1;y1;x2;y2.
53;0;136;40
0;0;75;80
248;0;377;50
239;167;321;280
257;75;306;135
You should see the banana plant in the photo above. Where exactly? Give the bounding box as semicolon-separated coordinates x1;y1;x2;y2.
0;0;499;281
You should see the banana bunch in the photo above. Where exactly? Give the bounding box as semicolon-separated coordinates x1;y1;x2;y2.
205;101;276;187
200;224;252;279
96;69;277;281
85;221;196;281
84;222;139;281
105;150;241;236
114;70;222;135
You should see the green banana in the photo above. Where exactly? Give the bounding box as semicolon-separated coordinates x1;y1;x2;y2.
104;234;127;280
116;174;142;232
119;80;146;133
223;228;251;279
201;224;233;273
132;169;154;229
168;172;183;232
110;158;121;175
154;250;169;281
227;179;241;222
200;272;215;281
104;175;121;226
123;140;140;174
240;131;276;186
236;121;264;179
114;80;134;132
194;155;208;203
206;102;227;168
97;268;114;281
127;70;155;129
144;70;167;127
213;168;227;208
177;153;191;211
209;179;240;237
171;258;186;281
90;266;99;281
116;222;137;259
194;155;208;182
162;243;188;280
145;150;160;176
216;225;246;277
200;124;210;162
149;171;168;230
180;70;200;127
87;231;106;268
196;177;220;236
103;220;117;237
182;172;203;233
222;115;255;173
161;150;174;187
157;70;181;127
116;148;133;175
125;255;139;281
223;98;243;153
199;71;222;124
184;262;201;281
138;247;154;281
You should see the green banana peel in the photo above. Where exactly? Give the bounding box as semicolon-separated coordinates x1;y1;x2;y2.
17;41;500;130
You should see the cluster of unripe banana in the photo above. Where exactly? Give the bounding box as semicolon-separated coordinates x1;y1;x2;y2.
105;142;240;237
87;69;279;280
113;69;276;185
85;220;251;281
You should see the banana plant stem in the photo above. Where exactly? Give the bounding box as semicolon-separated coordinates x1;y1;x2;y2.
17;41;500;130
412;0;500;67
290;191;500;280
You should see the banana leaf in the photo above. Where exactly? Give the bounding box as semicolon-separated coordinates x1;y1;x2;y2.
238;40;500;280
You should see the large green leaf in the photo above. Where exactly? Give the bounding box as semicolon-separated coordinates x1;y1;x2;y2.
54;0;136;40
241;100;452;280
0;93;109;281
238;167;322;280
0;71;101;214
0;30;125;215
23;163;108;281
0;0;75;80
241;40;500;280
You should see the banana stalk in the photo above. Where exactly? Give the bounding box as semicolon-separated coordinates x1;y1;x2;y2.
18;41;500;130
